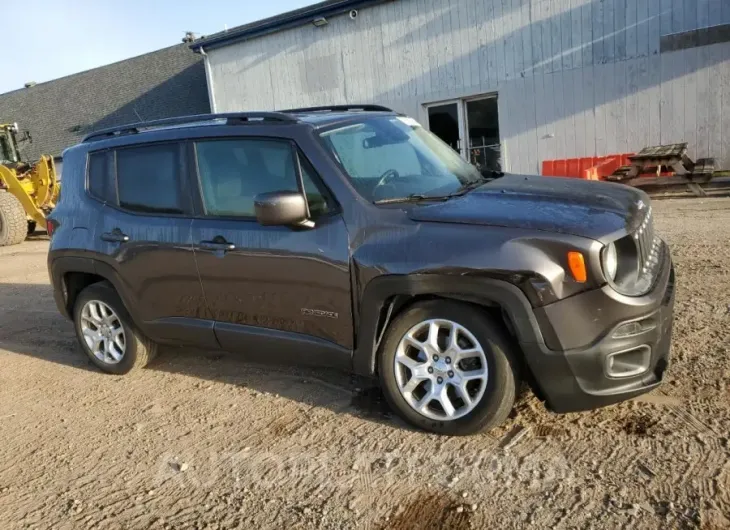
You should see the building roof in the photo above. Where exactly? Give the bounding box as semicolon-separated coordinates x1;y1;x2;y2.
189;0;394;52
0;43;210;161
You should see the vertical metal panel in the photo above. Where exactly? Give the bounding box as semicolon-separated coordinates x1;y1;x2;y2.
719;43;730;166
581;0;594;66
593;63;609;155
530;0;545;76
560;0;573;71
519;0;533;76
501;0;515;81
671;0;683;33
627;0;638;58
625;58;642;151
452;0;467;89
697;0;710;28
661;0;673;37
571;0;583;68
561;68;578;158
494;0;508;82
615;0;628;59
683;0;698;34
649;0;662;55
549;1;562;73
637;0;650;57
580;64;597;157
476;0;491;90
604;0;616;62
707;44;724;165
461;0;483;87
512;0;526;77
645;55;663;147
592;0;605;65
695;45;711;160
683;48;698;159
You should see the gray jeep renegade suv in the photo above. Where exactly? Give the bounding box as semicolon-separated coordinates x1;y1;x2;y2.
47;106;675;435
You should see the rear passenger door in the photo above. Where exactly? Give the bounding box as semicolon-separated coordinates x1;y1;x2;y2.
90;142;217;349
189;137;353;361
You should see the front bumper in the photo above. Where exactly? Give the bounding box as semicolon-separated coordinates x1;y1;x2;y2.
522;243;675;413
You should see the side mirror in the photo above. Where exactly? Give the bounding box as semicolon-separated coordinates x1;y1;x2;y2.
254;191;309;227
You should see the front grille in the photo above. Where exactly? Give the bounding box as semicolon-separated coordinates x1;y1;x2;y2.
634;207;659;276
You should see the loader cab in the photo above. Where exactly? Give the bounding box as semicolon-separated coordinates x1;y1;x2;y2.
0;124;22;164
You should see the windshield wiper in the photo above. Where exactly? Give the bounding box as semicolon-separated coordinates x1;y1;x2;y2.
373;172;505;205
454;171;505;194
373;193;454;205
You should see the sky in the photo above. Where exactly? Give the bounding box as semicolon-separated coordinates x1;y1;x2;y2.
0;0;314;94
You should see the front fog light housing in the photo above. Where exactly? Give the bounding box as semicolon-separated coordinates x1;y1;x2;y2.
603;242;618;281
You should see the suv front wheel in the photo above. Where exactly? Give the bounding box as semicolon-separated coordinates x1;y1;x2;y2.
73;282;157;374
379;300;519;435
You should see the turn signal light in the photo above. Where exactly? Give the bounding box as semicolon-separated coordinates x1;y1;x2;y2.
567;251;587;283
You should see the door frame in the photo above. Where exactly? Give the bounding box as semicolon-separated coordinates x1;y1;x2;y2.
461;92;506;170
423;93;504;167
424;99;468;159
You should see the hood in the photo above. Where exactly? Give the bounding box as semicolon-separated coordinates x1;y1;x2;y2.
407;174;648;241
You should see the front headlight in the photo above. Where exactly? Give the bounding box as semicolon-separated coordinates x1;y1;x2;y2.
603;242;618;281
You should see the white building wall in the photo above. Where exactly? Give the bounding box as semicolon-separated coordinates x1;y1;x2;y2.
207;0;730;173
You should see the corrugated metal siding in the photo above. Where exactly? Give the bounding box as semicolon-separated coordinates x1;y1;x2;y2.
207;0;730;173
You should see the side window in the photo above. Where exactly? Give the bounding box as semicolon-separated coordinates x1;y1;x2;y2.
87;151;116;203
195;139;330;218
116;144;184;214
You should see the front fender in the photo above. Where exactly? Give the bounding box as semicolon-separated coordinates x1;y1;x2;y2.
351;274;551;376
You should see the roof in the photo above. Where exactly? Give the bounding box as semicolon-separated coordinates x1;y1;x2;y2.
190;0;395;52
0;43;210;161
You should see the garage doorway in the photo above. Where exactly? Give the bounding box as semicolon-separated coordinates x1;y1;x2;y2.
425;94;501;173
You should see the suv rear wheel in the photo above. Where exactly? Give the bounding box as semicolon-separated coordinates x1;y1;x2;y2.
73;282;157;374
379;300;519;435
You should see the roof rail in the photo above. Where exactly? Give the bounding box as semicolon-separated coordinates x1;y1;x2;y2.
82;112;298;143
282;104;394;114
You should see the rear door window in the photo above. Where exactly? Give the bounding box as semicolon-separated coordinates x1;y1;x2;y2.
116;144;185;214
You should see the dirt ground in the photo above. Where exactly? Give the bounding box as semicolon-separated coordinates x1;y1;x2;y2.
1;198;729;530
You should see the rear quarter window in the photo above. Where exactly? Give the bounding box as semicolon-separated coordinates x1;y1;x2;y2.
87;151;117;203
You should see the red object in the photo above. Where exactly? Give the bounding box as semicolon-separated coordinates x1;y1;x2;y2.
541;154;634;180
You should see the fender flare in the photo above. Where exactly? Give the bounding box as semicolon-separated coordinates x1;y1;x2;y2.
351;274;551;376
49;254;137;324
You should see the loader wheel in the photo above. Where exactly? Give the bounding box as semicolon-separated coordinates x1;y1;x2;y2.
0;191;27;246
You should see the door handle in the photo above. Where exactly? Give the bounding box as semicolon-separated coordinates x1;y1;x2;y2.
101;230;130;243
200;240;236;252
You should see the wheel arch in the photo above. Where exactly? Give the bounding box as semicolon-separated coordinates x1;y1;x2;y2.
49;255;138;324
352;275;551;376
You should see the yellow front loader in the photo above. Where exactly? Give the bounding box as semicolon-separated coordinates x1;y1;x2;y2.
0;123;59;246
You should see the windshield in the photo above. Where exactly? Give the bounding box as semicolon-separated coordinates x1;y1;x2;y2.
320;116;484;202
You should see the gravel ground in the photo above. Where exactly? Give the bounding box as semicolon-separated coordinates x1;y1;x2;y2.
0;198;729;530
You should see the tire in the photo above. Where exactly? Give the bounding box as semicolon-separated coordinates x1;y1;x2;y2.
378;300;519;435
27;220;37;236
73;281;157;375
0;191;27;246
